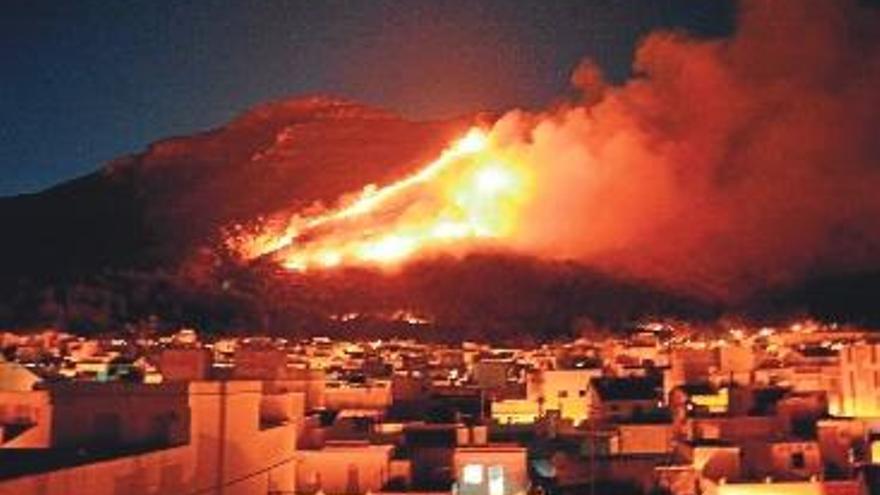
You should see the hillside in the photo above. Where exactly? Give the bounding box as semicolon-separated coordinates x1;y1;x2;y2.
0;95;876;336
0;96;471;279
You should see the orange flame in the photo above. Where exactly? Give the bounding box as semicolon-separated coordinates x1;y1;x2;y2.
230;127;533;272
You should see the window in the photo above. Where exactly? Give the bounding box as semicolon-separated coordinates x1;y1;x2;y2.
462;464;483;485
558;390;568;399
488;465;505;495
579;389;587;397
791;452;806;469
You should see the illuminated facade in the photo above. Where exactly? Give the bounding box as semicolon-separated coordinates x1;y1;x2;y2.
0;381;299;495
526;368;600;425
453;445;527;495
839;342;880;418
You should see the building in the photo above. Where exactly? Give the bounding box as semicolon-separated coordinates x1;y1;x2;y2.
590;375;665;422
294;443;395;494
526;368;600;425
453;444;528;495
839;342;880;418
157;348;212;381
0;381;299;495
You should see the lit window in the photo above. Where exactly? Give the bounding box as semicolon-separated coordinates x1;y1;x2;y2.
871;440;880;463
488;465;505;495
462;464;483;485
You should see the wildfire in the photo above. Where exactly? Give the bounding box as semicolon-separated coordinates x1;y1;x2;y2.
230;127;533;271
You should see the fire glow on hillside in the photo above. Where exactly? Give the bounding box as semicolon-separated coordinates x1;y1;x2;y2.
229;128;534;271
226;0;880;301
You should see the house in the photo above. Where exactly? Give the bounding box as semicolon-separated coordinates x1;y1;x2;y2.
454;444;528;495
669;383;730;424
157;347;213;381
294;443;395;494
590;375;664;422
0;381;299;495
839;342;880;417
527;368;601;425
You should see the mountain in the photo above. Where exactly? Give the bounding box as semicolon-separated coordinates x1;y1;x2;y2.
0;96;485;332
0;96;470;279
0;95;875;336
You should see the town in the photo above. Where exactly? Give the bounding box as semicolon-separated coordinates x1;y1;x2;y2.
1;321;879;494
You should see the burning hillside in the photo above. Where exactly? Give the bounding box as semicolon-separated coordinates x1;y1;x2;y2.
228;127;533;271
230;0;880;305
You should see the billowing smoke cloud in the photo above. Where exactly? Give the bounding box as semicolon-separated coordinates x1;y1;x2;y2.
491;0;880;301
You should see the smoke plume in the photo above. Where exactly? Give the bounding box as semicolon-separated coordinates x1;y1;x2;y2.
490;0;880;301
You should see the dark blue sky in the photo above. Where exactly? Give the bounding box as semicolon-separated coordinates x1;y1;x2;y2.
0;0;733;196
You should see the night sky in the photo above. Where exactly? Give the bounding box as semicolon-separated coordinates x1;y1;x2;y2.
1;0;734;197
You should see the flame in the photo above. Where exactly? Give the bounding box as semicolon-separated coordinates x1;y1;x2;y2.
230;127;533;271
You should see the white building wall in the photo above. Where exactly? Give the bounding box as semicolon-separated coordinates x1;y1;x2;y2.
0;381;297;495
